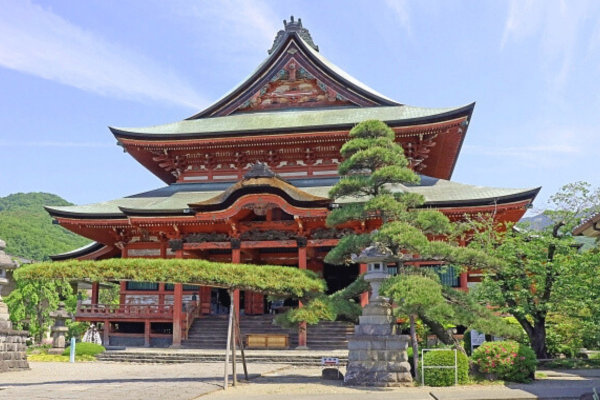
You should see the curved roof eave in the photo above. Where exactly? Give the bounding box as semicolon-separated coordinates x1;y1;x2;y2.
109;102;475;141
49;241;106;261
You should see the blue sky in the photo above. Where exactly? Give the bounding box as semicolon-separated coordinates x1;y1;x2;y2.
0;0;598;213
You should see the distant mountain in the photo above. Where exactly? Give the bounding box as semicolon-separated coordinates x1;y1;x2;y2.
519;213;554;230
0;192;91;261
520;212;597;251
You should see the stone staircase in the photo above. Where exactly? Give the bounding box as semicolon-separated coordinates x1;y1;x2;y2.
96;315;354;364
181;314;354;350
96;350;348;365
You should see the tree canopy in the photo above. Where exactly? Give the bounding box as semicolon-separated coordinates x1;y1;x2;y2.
14;258;326;297
469;182;600;358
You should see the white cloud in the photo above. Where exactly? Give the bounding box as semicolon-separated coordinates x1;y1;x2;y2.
383;0;411;35
501;0;600;90
0;0;206;109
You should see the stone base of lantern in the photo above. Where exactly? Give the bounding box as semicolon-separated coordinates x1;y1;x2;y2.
344;300;412;387
0;302;29;373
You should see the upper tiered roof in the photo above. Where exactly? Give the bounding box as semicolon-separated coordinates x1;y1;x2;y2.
110;18;474;184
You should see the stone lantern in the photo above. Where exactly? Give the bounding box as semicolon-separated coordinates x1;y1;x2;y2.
0;239;29;372
344;243;412;387
355;243;399;302
0;239;19;329
48;302;72;355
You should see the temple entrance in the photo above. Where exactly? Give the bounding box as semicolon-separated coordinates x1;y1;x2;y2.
323;263;359;295
210;288;230;315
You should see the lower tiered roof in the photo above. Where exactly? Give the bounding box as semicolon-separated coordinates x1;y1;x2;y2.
46;176;540;219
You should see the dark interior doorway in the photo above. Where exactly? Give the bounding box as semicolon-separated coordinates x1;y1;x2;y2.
210;288;230;315
323;263;359;294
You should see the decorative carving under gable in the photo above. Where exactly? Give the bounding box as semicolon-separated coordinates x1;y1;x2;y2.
168;239;184;251
310;228;354;240
242;201;279;216
230;238;241;250
239;229;297;241
151;150;189;178
403;133;438;172
243;162;277;179
111;228;132;249
237;57;353;113
185;233;230;243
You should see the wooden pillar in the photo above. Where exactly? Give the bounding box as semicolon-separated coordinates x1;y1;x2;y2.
103;320;110;346
360;263;369;307
200;286;211;315
297;238;308;349
231;240;241;320
91;282;100;304
119;281;126;305
144;319;151;348
158;283;165;305
172;283;183;347
460;272;468;291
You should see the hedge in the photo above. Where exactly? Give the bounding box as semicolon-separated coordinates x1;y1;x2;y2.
418;349;469;386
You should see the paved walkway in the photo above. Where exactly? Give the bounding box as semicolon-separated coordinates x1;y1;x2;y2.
1;362;599;400
205;367;600;400
0;362;282;400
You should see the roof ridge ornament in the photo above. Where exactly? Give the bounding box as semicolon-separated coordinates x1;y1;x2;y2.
268;16;319;54
243;161;278;179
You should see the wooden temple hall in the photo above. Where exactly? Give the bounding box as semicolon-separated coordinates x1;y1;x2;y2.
46;17;540;349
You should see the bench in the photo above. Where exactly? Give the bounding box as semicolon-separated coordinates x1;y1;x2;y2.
245;334;289;349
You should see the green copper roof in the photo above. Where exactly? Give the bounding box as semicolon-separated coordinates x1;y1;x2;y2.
111;104;471;138
298;36;396;104
45;177;539;218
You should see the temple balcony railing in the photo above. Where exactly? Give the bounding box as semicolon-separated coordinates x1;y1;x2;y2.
76;303;175;320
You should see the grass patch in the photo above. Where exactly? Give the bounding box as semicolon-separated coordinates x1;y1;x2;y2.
62;342;105;357
28;354;96;362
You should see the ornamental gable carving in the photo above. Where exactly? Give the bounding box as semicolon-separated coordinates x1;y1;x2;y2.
236;58;354;113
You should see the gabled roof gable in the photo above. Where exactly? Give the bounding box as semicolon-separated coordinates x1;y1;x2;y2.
188;22;399;119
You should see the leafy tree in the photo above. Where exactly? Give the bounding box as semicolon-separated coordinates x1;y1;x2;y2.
5;278;76;343
469;182;600;358
324;120;515;357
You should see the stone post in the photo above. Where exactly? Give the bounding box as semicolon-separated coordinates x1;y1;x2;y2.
48;302;72;355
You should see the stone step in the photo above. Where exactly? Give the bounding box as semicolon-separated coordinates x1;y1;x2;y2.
96;351;349;365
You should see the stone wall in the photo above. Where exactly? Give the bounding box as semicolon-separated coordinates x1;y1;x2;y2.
0;327;29;372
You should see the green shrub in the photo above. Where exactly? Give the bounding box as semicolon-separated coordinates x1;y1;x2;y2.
418;349;469;386
472;341;537;383
62;342;105;357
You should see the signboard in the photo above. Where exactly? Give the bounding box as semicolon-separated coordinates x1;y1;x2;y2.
470;330;486;353
321;357;339;366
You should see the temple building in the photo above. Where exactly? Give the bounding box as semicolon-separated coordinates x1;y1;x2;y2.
46;17;540;348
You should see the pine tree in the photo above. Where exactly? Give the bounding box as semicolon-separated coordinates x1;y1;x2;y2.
325;120;517;355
